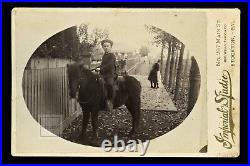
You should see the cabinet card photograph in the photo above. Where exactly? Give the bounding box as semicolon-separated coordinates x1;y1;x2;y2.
11;8;240;157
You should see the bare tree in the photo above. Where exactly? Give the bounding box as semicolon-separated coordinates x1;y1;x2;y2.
174;43;185;100
145;25;171;73
168;37;179;90
173;47;179;91
183;50;190;87
168;48;175;89
164;40;172;86
77;23;109;59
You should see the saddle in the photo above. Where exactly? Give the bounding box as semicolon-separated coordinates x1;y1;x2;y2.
97;75;126;100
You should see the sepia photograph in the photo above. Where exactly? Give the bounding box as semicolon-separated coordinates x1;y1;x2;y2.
11;8;240;157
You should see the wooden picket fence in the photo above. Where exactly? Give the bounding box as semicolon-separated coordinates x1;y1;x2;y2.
22;67;81;136
22;56;141;136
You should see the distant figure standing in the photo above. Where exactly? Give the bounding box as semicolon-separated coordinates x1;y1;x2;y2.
148;60;161;88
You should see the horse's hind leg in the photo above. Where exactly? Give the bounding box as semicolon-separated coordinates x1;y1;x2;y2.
126;103;140;136
81;110;90;142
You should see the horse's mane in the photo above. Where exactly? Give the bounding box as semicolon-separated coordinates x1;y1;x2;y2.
67;63;97;80
81;65;97;79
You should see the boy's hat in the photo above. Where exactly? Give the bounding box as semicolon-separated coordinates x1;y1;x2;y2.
101;39;113;47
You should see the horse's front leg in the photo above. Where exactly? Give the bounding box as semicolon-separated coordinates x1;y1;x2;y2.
91;110;99;140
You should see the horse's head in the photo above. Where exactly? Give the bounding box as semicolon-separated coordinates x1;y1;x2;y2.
67;63;79;98
67;63;98;99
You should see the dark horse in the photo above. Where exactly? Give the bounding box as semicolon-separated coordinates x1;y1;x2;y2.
67;63;141;143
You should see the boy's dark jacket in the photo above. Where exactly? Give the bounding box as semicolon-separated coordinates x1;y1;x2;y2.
100;52;116;77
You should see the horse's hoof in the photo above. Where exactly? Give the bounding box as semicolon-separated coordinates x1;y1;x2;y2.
80;138;88;144
89;137;99;146
78;134;89;144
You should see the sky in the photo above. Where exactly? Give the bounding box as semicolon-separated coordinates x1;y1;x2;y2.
72;9;205;60
77;12;164;58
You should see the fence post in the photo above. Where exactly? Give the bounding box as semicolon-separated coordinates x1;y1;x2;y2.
168;48;175;90
172;49;179;92
160;42;164;74
183;50;190;85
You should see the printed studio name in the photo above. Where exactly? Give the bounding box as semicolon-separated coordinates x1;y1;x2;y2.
214;70;235;149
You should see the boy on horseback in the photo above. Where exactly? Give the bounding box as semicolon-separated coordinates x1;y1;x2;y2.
100;39;117;111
